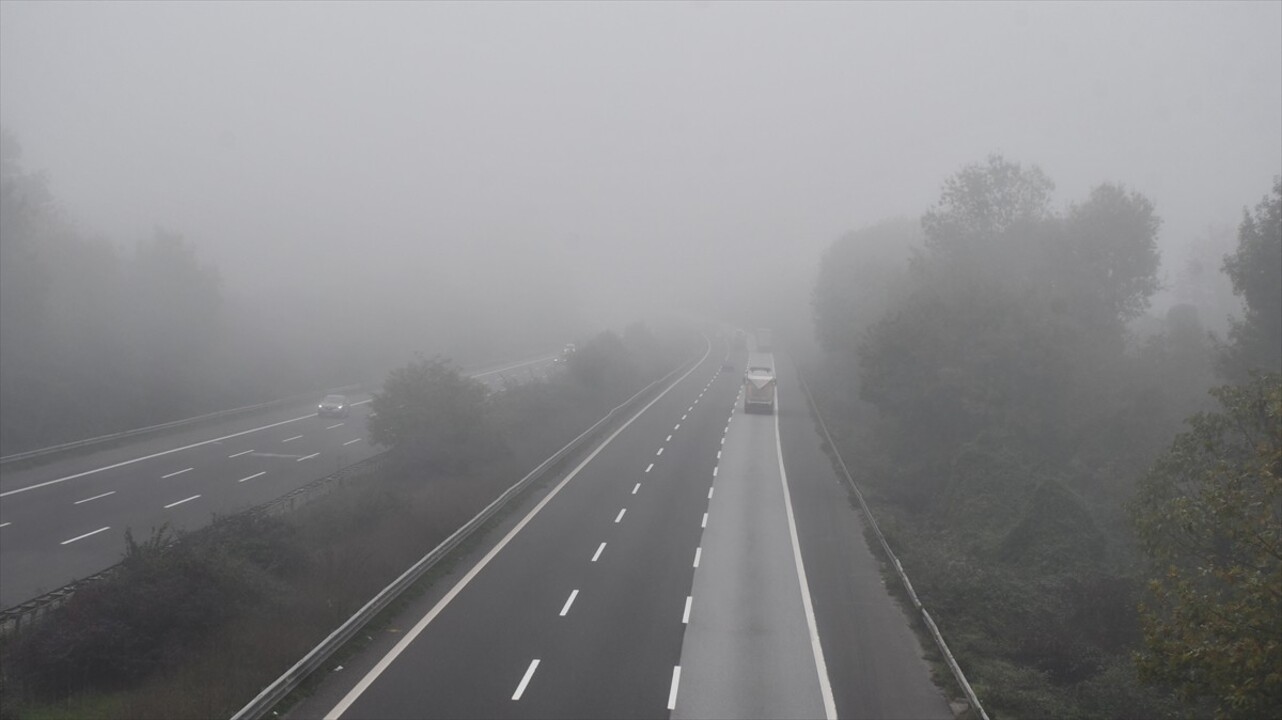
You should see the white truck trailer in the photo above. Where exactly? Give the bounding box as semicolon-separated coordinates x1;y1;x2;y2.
743;353;776;414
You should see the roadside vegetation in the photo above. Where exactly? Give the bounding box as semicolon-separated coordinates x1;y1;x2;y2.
809;158;1280;719
0;325;690;720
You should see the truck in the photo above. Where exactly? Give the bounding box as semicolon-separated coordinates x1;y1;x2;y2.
743;354;776;414
755;328;773;352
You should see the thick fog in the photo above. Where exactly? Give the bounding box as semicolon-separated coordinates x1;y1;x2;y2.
2;1;1279;359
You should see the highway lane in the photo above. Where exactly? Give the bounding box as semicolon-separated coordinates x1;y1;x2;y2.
293;336;950;719
0;354;558;608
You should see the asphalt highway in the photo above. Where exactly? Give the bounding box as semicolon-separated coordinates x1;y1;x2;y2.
0;354;558;608
301;338;950;719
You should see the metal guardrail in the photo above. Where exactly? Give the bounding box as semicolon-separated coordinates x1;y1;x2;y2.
795;362;989;720
229;355;698;720
0;384;364;466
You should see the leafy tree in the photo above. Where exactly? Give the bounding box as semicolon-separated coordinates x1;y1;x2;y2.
1221;177;1282;379
368;355;505;473
1131;374;1282;718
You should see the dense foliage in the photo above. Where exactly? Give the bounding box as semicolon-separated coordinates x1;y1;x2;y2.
1132;375;1282;717
809;157;1282;718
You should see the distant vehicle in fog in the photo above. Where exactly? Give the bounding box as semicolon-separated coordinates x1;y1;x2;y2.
317;394;349;418
743;357;776;414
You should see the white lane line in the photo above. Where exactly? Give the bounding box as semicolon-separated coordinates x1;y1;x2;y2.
666;434;673;442
668;666;681;710
559;590;579;617
322;337;714;720
282;435;303;443
512;659;540;700
164;494;201;509
0;522;11;528
682;596;693;624
632;483;640;495
693;547;702;567
674;423;681;430
161;467;193;479
228;449;254;458
297;453;320;462
61;526;111;544
708;487;714;499
74;491;116;505
717;450;722;460
592;542;606;562
656;447;664;456
701;512;708;528
343;438;361;446
774;383;839;720
238;471;267;483
682;414;688;420
614;508;626;523
721;437;725;445
326;423;345;430
713;466;718;477
646;463;654;473
2;409;332;498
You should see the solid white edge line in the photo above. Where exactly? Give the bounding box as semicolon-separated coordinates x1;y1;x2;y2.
559;589;579;617
774;381;839;720
512;658;540;700
74;490;116;505
682;595;692;624
61;526;110;545
238;471;266;483
323;337;713;719
668;665;681;710
161;467;193;479
164;494;201;509
592;542;606;562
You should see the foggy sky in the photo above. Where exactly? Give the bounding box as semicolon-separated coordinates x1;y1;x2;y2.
1;1;1279;337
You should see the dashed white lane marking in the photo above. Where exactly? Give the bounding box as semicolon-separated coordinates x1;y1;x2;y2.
282;435;303;443
632;483;640;495
683;596;693;624
343;438;361;446
713;466;718;477
668;666;682;710
61;526;110;545
322;338;715;719
656;447;664;456
592;542;606;562
238;471;266;483
614;508;626;523
162;467;193;479
559;589;579;617
701;512;708;528
326;423;345;429
164;494;201;509
708;487;714;499
666;434;672;442
720;437;725;445
645;463;654;473
512;659;540;700
0;522;10;528
74;491;116;505
297;453;320;462
228;449;254;458
693;547;702;567
717;450;722;460
674;423;681;430
682;414;688;421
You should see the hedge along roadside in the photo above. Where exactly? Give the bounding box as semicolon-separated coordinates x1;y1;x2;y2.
230;338;710;720
794;360;990;720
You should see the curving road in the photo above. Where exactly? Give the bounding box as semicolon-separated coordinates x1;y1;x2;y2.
0;354;558;608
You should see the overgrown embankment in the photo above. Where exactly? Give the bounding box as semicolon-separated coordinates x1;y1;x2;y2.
0;324;692;720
